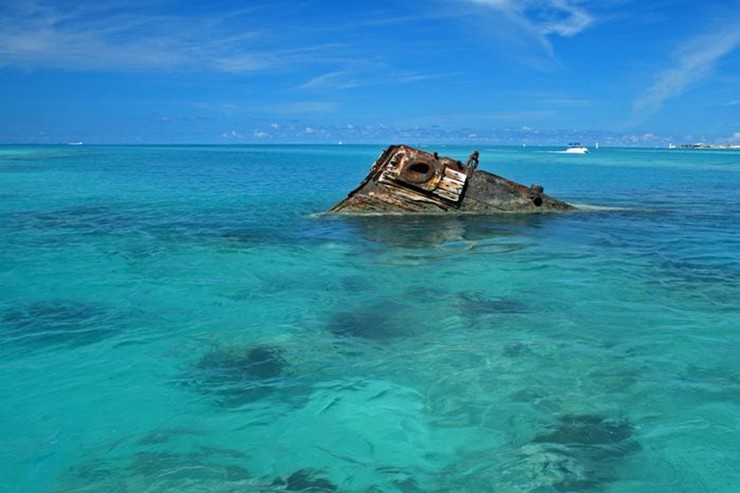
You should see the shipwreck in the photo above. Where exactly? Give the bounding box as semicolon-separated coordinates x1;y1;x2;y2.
330;145;575;213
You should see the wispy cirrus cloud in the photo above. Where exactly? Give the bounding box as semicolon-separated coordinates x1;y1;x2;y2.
300;71;362;90
457;0;595;62
633;21;740;119
267;101;339;115
0;1;278;72
298;63;454;92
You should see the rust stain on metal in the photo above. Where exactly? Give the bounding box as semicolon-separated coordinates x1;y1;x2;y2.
330;144;575;213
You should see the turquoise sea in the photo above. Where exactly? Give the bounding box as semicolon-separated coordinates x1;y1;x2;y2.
1;144;738;492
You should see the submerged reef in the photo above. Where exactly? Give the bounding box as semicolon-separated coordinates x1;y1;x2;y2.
1;299;119;348
325;299;429;341
326;308;400;341
185;343;295;407
58;453;344;493
437;413;639;492
197;344;287;380
25;204;132;236
55;428;345;492
272;468;338;491
55;446;251;492
53;427;250;491
534;414;635;450
526;414;640;491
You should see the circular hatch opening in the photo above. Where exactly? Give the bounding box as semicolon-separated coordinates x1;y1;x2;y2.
402;161;435;183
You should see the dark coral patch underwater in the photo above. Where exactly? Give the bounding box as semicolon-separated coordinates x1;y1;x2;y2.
184;343;304;407
531;414;640;491
272;468;338;491
326;309;402;341
441;413;641;492
58;448;345;493
534;414;636;450
1;299;120;349
325;298;435;342
55;445;251;492
24;204;133;234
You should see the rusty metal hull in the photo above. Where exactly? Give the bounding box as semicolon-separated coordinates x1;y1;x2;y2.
330;145;575;213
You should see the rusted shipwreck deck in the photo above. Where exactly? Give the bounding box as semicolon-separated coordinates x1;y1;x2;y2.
330;145;575;213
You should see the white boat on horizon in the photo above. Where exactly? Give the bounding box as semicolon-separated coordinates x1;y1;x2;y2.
563;143;589;154
549;143;588;154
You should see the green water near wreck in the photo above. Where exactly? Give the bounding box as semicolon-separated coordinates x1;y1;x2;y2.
1;144;738;492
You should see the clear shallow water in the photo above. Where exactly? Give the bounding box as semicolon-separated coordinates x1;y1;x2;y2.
1;144;738;492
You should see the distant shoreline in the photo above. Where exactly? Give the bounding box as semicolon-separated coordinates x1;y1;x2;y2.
670;143;740;150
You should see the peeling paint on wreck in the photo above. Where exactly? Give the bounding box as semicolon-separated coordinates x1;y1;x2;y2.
330;145;575;213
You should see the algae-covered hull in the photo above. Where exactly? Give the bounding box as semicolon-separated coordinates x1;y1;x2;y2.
330;145;575;213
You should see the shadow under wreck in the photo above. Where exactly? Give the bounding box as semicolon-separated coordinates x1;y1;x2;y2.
330;145;575;213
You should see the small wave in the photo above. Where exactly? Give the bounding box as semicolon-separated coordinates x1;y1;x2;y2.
537;150;588;154
571;203;631;211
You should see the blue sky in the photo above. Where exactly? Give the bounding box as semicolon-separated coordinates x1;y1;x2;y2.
1;0;739;145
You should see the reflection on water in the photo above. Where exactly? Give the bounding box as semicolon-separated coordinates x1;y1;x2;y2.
333;213;560;249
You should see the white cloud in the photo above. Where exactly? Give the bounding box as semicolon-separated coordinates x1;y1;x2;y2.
452;0;596;69
461;0;595;39
633;22;740;118
221;130;242;139
213;55;270;73
299;67;449;92
0;2;271;72
534;0;593;37
268;102;339;114
300;71;360;90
